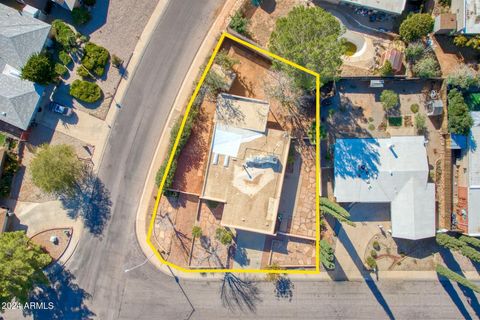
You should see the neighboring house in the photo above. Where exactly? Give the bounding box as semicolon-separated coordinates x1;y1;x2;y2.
334;136;436;240
382;49;403;74
0;3;50;137
50;0;79;11
201;93;290;235
436;0;480;35
454;113;480;236
338;0;407;15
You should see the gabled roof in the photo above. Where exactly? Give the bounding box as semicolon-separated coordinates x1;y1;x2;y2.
334;136;435;240
0;4;51;69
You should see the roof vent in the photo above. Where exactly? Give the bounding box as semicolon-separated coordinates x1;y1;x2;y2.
1;112;6;117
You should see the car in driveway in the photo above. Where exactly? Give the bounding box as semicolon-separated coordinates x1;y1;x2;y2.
50;102;73;116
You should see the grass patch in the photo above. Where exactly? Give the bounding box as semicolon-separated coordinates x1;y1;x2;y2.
344;41;357;56
0;134;6;147
388;116;403;127
0;152;19;198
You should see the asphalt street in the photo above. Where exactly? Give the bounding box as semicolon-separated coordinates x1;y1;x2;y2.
6;0;480;319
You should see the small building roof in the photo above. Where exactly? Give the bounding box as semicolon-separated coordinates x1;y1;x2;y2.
334;136;435;240
216;94;270;133
341;0;407;14
452;0;480;34
434;13;457;33
384;49;403;73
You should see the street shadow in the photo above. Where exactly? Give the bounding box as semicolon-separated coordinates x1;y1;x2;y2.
59;170;111;237
337;225;395;319
24;267;95;320
274;276;294;301
438;248;480;318
220;273;261;313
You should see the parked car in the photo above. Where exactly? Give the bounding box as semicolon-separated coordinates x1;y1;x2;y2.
49;102;73;116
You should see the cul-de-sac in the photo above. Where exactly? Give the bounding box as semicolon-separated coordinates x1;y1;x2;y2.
1;0;480;319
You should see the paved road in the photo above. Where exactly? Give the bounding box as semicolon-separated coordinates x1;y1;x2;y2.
6;0;480;319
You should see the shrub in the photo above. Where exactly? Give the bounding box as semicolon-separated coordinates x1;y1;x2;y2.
54;63;68;77
320;240;335;269
192;226;203;238
370;250;378;259
448;89;474;135
454;35;468;47
380;89;399;111
155;158;176;190
388;116;402;126
0;153;19;197
412;56;441;78
111;54;123;68
82;42;110;77
405;42;425;62
459;235;480;248
72;7;91;25
366;256;377;270
378;60;394;76
399;13;434;43
21;53;56;85
69;79;102;103
415;113;426;132
52;20;76;50
58;51;72;66
446;65;480;89
214;50;239;71
373;241;380;251
229;11;249;36
410;103;419;113
368;123;375;131
215;227;234;246
203;69;229;99
436;233;480;262
76;65;91;78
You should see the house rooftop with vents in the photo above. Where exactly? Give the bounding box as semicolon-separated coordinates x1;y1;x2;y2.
0;3;50;136
340;0;407;15
201;93;290;235
334;136;435;240
451;0;480;34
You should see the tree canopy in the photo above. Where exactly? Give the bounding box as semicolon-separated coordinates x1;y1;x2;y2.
447;89;473;135
269;6;345;90
21;53;56;85
412;56;441;78
399;13;434;43
320;197;355;227
380;90;399;111
30;144;83;194
0;231;51;304
446;65;480;89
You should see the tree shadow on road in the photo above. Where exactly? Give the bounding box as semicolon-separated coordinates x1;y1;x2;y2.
59;170;112;237
274;276;294;301
24;267;95;320
220;273;262;313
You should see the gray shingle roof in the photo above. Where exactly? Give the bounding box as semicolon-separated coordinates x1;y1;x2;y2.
0;4;50;130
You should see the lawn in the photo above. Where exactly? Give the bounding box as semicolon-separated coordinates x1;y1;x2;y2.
0;133;6;147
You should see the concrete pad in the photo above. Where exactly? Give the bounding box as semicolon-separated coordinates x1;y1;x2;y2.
233;230;265;269
334;203;391;277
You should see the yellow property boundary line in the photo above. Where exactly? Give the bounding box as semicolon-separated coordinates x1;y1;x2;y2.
147;32;321;274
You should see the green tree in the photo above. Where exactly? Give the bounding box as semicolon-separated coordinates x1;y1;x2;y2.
459;235;480;249
215;227;234;246
51;20;77;50
405;42;425;62
229;11;249;36
192;226;203;238
415;113;426;133
58;50;72;66
0;231;51;304
399;13;434;43
378;60;394;76
412;56;441;78
436;233;480;262
446;65;480;89
320;197;355;227
269;6;345;90
70;80;103;103
111;54;123;68
82;42;110;77
436;264;480;293
71;7;91;25
21;53;56;85
30;144;83;194
380;90;399;111
448;89;474;135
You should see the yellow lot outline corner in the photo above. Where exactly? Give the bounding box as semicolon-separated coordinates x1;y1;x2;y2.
146;32;321;275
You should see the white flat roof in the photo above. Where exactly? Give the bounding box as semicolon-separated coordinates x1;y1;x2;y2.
464;0;480;34
341;0;407;14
